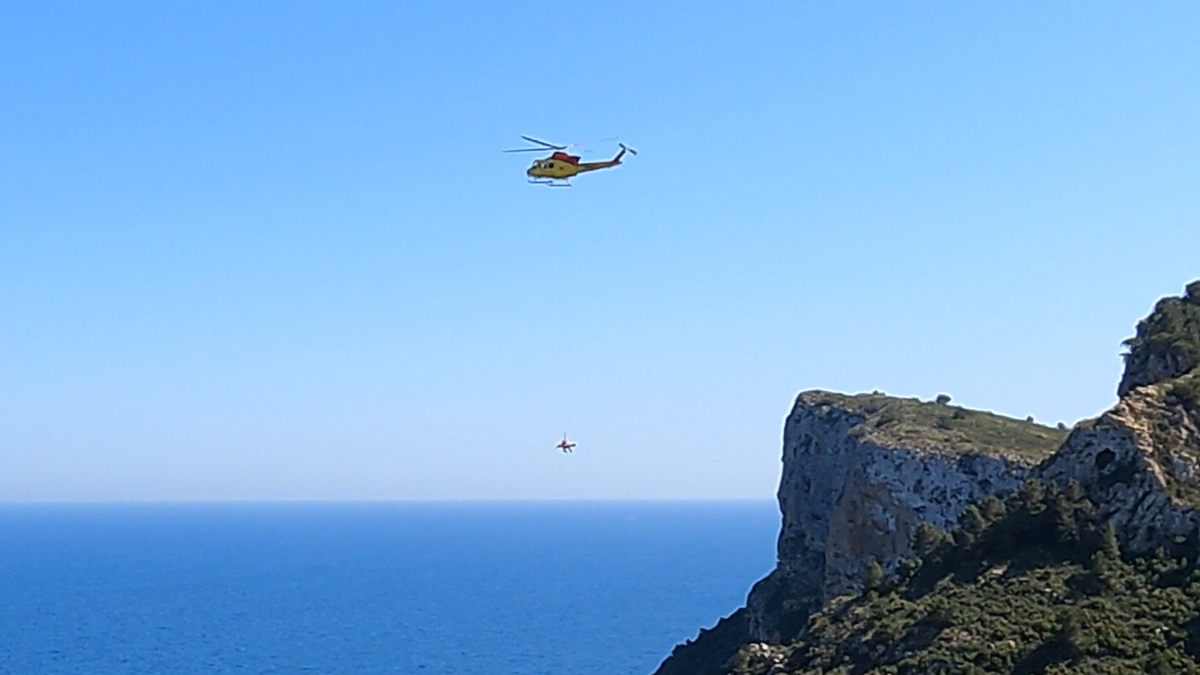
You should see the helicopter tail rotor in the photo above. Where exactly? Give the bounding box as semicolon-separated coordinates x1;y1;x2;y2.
618;142;639;156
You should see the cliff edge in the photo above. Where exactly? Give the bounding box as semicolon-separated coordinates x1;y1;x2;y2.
653;392;1067;675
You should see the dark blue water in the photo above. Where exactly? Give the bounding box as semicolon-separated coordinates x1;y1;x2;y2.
0;501;778;675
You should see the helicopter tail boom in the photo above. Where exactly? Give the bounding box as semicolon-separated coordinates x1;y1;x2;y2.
576;143;634;171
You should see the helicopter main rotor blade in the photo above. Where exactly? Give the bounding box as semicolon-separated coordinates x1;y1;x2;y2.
502;147;553;153
521;135;567;149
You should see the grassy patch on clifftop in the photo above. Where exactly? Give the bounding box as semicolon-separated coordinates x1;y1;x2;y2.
802;392;1069;462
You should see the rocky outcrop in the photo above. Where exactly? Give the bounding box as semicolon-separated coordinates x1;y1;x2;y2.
1116;280;1200;397
1039;378;1200;557
747;392;1059;644
1040;280;1200;559
653;610;750;675
652;280;1200;675
652;393;1066;675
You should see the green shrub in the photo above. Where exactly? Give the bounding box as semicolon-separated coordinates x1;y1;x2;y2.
765;481;1200;674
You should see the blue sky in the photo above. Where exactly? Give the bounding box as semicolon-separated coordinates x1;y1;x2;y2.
2;2;1198;501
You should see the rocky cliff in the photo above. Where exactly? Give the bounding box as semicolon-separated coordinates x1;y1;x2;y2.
1041;280;1200;558
748;392;1065;644
652;280;1200;675
653;393;1067;675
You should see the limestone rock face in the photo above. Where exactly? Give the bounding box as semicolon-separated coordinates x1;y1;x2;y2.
1038;382;1200;555
746;392;1039;643
651;391;1066;675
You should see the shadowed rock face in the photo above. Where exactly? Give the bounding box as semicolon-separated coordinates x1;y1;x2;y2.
649;609;750;675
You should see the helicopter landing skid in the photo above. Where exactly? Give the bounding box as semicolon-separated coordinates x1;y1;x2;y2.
528;179;571;188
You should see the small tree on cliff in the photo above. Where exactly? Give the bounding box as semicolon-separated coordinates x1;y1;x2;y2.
1100;521;1120;559
863;560;885;592
979;495;1007;523
1018;480;1047;515
913;522;947;558
959;505;988;540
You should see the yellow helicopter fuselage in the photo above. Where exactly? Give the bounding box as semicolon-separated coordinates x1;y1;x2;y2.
526;149;625;181
506;137;636;185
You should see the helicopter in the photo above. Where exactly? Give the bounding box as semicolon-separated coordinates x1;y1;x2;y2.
503;136;637;187
555;434;577;454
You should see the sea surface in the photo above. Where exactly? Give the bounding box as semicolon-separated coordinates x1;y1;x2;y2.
0;501;779;675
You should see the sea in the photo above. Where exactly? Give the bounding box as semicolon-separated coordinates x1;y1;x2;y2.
0;501;780;675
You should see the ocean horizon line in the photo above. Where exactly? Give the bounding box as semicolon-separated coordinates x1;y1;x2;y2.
0;497;777;506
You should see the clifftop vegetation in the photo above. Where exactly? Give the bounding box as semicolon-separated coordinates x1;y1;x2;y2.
1119;280;1200;396
736;481;1200;675
800;392;1069;462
